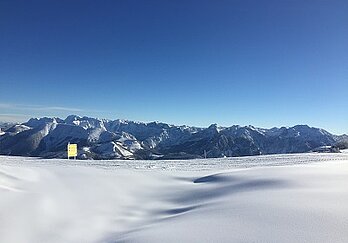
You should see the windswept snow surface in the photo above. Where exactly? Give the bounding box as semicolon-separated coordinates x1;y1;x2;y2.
0;153;348;243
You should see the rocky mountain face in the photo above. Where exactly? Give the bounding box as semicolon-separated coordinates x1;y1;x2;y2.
0;115;343;160
0;122;15;135
334;134;348;149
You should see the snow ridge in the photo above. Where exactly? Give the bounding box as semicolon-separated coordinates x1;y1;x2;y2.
0;115;345;159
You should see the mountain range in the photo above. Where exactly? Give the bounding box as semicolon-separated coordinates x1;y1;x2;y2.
0;115;346;160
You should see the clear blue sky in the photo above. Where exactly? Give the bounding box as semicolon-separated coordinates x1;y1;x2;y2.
0;0;347;134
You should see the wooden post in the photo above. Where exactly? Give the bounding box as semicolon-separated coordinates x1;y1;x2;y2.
67;142;70;160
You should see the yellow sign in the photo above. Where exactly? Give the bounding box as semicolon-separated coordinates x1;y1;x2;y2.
67;143;77;158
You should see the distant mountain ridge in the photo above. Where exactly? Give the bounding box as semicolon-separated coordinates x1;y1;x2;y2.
0;115;346;160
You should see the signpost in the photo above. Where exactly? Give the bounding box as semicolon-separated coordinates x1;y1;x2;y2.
67;143;77;160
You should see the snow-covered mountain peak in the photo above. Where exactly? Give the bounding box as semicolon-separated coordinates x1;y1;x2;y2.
25;117;60;128
0;115;343;160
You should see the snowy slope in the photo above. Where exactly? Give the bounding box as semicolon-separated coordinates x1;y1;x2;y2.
0;153;348;243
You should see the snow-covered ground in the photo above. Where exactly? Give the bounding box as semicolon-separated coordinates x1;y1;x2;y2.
0;153;348;243
341;149;348;154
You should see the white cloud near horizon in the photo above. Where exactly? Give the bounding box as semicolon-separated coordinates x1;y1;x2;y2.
0;113;31;123
0;103;111;123
0;103;84;112
0;103;85;122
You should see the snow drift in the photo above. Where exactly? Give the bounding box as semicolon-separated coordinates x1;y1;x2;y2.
0;153;348;242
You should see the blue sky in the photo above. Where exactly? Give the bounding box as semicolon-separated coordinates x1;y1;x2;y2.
0;0;347;134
